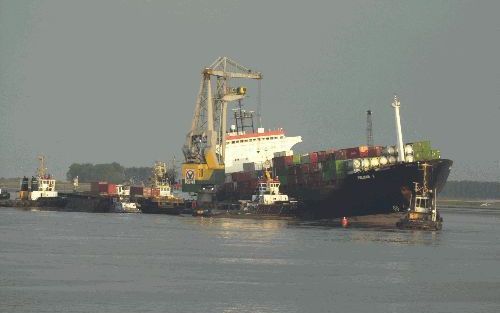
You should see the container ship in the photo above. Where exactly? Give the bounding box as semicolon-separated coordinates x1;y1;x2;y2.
218;96;452;218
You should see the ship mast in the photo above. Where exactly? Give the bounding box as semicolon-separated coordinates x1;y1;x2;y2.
391;95;405;162
233;99;255;133
37;155;47;178
366;110;374;147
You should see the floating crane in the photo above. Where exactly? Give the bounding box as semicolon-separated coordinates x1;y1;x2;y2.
182;57;263;192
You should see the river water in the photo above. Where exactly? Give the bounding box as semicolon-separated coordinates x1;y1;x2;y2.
0;207;499;313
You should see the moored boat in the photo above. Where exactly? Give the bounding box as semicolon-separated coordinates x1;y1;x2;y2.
242;168;297;216
136;162;184;215
0;188;10;200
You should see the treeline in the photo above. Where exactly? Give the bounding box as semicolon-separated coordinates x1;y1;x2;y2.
66;163;152;184
440;181;500;199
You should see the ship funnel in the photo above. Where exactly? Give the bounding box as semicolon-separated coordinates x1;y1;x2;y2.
391;95;405;162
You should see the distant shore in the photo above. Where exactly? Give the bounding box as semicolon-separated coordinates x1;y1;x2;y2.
438;199;500;209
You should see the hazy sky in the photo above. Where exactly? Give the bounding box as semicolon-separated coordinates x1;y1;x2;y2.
1;0;499;181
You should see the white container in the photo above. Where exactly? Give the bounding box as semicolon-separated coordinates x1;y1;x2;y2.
362;159;370;169
379;156;388;166
404;144;414;155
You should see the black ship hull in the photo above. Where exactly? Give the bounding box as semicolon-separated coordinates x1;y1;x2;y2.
138;198;183;215
285;159;452;218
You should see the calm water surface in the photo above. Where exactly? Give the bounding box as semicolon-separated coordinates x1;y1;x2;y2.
1;207;499;313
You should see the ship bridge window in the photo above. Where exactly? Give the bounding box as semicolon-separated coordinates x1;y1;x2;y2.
280;136;284;139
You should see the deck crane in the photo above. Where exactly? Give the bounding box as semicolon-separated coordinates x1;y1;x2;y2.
182;57;263;192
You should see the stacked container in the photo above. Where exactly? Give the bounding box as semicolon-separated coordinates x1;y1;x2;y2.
90;182;117;195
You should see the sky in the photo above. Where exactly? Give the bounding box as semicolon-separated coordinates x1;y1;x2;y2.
0;0;499;181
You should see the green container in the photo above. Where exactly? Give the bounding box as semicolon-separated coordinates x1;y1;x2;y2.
431;149;441;159
322;169;332;181
335;160;347;172
322;160;347;180
414;150;432;161
278;175;288;185
412;140;431;152
293;154;301;164
276;167;288;177
335;160;347;179
301;154;310;164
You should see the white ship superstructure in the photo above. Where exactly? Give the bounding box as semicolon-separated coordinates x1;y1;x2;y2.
224;127;302;173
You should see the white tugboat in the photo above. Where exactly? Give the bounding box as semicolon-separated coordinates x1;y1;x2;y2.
28;156;58;201
397;163;443;230
112;185;140;213
8;156;67;209
244;168;297;216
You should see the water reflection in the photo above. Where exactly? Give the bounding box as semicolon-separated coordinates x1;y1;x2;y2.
186;216;289;240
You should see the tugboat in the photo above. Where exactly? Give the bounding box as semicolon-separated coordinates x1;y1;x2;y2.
26;156;65;207
397;163;443;230
139;162;184;215
0;156;67;209
112;185;140;213
192;186;216;217
0;188;10;200
243;168;297;216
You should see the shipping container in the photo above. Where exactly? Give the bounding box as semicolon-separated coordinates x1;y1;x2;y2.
151;188;160;198
404;144;414;155
310;152;319;164
317;151;327;162
383;146;397;156
431;149;441;159
310;162;320;172
359;146;369;158
292;154;301;164
273;151;289;158
413;150;432;161
379;156;389;166
301;154;311;164
278;175;287;185
345;147;361;159
90;181;108;194
334;149;347;160
335;160;347;179
107;183;117;195
301;163;310;174
130;186;144;197
143;187;152;198
368;146;384;157
411;140;431;152
284;155;293;166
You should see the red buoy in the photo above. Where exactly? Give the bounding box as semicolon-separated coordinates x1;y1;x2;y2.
341;216;349;228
